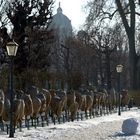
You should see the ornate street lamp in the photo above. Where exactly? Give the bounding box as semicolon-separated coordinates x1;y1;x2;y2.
116;64;123;116
6;40;19;138
6;41;18;56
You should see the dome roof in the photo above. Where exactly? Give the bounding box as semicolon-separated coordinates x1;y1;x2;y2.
52;13;72;29
49;3;72;37
57;5;62;13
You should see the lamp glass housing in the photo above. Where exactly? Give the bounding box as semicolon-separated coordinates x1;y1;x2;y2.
6;41;19;56
116;64;123;73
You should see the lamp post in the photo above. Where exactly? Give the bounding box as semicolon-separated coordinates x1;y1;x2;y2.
6;40;19;138
116;64;123;116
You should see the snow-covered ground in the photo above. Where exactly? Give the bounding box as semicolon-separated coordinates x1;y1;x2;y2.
0;108;140;140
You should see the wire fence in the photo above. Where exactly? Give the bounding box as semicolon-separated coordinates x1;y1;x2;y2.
0;105;134;135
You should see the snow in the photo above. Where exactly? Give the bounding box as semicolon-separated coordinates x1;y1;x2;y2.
0;108;140;140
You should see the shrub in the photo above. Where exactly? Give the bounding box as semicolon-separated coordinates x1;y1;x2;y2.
128;90;140;106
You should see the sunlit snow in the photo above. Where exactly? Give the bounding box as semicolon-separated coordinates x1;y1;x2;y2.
0;108;140;140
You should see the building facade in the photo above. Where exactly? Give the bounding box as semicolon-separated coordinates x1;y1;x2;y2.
47;3;73;89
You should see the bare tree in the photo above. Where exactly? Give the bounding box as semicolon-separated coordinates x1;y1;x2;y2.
85;0;140;89
0;0;54;90
0;0;54;71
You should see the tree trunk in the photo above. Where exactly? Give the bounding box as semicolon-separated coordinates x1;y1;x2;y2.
99;53;104;88
106;52;111;90
115;0;139;89
128;36;138;89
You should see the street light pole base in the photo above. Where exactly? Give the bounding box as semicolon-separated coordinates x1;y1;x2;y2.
9;134;14;138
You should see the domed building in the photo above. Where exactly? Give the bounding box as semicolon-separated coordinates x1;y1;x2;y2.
49;2;72;42
47;3;73;89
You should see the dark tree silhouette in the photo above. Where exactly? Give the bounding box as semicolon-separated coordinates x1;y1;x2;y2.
0;0;54;72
